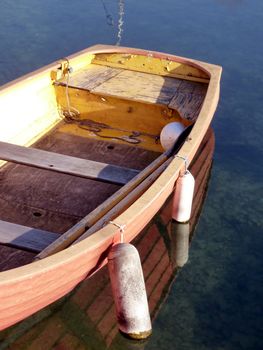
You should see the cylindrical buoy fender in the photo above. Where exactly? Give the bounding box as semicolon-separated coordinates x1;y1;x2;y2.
108;243;152;339
172;171;195;223
170;222;190;267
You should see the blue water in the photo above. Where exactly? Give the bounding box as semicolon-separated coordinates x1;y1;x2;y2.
0;0;263;349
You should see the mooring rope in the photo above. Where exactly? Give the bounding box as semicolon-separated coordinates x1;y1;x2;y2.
59;58;80;120
116;0;125;45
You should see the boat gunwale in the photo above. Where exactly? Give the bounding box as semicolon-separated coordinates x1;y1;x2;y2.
0;45;221;326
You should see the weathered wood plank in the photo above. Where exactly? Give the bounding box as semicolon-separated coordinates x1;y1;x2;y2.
91;70;182;105
59;64;123;91
0;220;59;252
58;64;181;107
92;70;181;105
169;82;207;121
169;93;204;122
0;141;139;185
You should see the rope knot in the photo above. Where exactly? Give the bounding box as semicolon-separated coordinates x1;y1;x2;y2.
175;154;189;175
109;221;126;243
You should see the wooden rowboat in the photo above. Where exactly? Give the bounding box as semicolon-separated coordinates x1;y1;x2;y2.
0;45;221;330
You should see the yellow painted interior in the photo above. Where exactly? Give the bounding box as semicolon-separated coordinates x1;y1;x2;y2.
53;52;204;152
92;53;209;82
54;84;185;152
51;54;95;82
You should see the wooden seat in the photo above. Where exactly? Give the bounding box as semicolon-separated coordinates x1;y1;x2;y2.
0;220;59;252
57;64;207;122
0;141;140;185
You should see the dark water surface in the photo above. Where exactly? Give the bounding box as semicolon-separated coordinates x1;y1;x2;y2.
0;1;262;349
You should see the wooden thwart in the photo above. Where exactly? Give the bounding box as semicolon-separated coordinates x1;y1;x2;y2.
0;141;139;185
57;63;206;122
0;220;59;252
59;64;122;91
92;70;181;105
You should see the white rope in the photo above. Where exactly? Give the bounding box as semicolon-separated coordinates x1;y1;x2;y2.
61;58;80;120
116;0;124;46
109;221;126;243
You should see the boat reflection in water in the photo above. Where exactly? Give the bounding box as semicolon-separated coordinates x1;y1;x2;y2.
0;128;215;349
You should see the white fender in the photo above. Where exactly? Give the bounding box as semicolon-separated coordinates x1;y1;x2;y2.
108;243;152;339
172;171;195;223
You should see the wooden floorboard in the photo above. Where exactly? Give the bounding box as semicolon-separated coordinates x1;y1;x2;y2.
0;167;119;228
35;131;159;170
0;245;35;272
